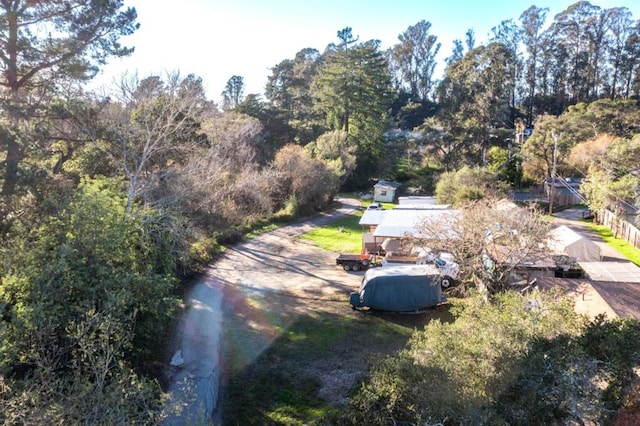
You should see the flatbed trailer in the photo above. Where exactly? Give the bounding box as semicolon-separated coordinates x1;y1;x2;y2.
336;253;373;271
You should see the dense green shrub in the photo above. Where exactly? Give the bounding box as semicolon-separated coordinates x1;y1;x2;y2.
0;178;179;422
340;291;640;425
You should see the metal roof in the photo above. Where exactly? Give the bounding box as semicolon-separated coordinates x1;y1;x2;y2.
372;209;460;238
359;209;388;226
374;180;401;189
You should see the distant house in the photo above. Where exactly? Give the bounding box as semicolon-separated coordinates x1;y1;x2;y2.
373;180;401;203
544;177;586;207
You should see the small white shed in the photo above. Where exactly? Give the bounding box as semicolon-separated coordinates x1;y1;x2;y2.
548;225;601;262
373;180;401;203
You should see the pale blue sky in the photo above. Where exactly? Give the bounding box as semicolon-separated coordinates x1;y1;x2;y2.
90;0;640;101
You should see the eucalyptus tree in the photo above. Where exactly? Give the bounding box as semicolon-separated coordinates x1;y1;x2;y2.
617;18;640;98
490;19;523;124
533;25;573;116
435;42;515;166
221;75;245;111
465;28;476;51
0;0;139;196
389;20;441;101
445;39;465;68
606;7;635;99
311;27;394;185
550;1;609;102
520;6;549;125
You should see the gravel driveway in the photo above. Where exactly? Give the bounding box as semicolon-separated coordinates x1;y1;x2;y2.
163;198;365;423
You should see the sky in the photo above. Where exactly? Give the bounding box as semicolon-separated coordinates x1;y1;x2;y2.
89;0;640;102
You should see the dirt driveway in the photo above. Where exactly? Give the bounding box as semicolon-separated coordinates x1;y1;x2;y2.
163;198;369;423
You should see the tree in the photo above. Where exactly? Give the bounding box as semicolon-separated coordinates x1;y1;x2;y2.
520;6;549;125
266;48;319;120
521;113;570;181
96;73;208;212
580;134;640;229
0;178;176;422
344;291;598;425
435;42;515;166
390;20;441;101
522;99;640;181
606;7;636;99
265;48;323;145
413;118;470;171
221;75;245;111
486;145;523;187
311;28;394;186
0;0;139;196
619;20;640;98
490;19;523;124
445;39;465;68
272;144;337;214
434;166;510;206
411;198;552;293
465;28;476;51
305;130;356;186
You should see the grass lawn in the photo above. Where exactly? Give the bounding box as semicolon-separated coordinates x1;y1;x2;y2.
299;198;395;254
299;210;364;254
582;220;640;266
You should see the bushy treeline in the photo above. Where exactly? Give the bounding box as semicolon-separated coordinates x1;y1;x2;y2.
0;73;343;422
336;291;640;425
228;2;640;188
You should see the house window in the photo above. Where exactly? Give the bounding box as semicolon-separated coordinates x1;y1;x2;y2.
380;190;387;196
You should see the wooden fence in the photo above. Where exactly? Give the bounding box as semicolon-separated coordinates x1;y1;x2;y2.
600;209;640;249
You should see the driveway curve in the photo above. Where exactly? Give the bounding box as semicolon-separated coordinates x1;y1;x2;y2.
163;197;364;423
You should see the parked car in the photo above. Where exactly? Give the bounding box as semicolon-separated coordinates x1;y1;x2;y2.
350;265;446;312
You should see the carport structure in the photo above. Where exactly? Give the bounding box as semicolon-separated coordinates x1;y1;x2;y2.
359;208;460;254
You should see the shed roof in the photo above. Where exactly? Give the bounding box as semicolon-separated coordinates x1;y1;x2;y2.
393;203;452;210
374;180;402;189
398;196;438;205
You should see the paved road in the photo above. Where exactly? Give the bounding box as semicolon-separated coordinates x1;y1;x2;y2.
163;197;363;423
551;208;626;261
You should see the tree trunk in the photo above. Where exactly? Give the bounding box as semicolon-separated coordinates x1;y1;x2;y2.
0;128;23;196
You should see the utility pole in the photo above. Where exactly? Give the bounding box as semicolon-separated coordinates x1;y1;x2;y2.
549;132;559;215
